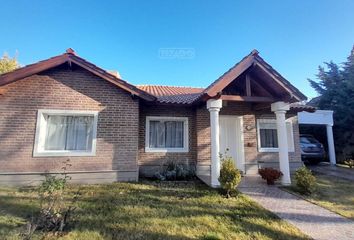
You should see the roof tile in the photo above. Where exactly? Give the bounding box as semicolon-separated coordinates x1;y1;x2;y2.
137;85;204;104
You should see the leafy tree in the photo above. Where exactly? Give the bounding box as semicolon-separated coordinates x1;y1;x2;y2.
308;46;354;160
0;52;19;74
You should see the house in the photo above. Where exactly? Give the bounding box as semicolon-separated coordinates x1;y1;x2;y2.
0;49;314;186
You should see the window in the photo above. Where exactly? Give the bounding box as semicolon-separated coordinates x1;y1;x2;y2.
145;116;189;152
34;110;98;157
257;118;294;152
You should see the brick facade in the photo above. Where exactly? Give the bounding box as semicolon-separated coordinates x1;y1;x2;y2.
0;66;303;185
138;104;197;176
0;65;139;184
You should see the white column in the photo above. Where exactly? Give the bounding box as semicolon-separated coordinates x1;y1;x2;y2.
326;124;336;165
271;101;291;185
207;99;222;188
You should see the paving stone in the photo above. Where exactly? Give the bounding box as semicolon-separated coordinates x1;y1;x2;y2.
239;176;354;240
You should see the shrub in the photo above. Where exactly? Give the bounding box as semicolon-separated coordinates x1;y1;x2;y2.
344;159;354;168
295;166;316;195
258;168;283;185
218;153;241;198
24;159;79;239
154;161;195;181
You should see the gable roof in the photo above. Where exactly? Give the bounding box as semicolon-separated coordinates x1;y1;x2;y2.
201;50;307;102
0;48;307;105
137;85;204;104
0;49;156;101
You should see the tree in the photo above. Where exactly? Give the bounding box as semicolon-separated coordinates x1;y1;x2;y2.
0;52;19;74
308;45;354;160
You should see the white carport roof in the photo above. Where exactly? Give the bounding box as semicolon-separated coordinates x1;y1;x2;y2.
298;110;333;125
297;110;336;165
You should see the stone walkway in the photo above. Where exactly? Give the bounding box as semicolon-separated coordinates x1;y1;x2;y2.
309;163;354;181
239;176;354;240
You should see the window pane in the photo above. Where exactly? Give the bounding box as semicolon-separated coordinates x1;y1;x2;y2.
66;116;94;150
149;120;184;148
165;121;184;148
149;121;165;148
45;116;68;150
260;129;278;148
45;115;94;151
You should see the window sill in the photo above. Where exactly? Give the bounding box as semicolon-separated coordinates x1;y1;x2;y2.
258;148;295;153
33;150;96;157
145;147;189;153
258;148;279;153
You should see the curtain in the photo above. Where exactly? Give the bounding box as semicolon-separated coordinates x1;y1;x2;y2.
45;115;93;151
258;119;278;148
165;121;183;148
260;129;278;148
149;121;165;148
149;120;184;148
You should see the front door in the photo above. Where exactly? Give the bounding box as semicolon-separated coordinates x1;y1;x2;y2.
219;116;245;173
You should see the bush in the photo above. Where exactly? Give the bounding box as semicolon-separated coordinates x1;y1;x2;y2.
154;161;195;181
295;166;316;195
24;160;79;239
218;153;241;198
258;168;283;185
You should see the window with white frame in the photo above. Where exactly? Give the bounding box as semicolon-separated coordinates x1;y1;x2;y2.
34;110;98;157
145;116;189;152
257;118;294;152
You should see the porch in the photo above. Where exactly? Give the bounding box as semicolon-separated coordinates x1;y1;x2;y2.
194;50;314;187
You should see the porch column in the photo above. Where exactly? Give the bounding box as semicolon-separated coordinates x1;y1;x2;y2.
271;101;291;185
326;124;336;165
207;99;222;188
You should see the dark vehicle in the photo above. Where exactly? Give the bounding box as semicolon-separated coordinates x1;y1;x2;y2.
300;134;325;164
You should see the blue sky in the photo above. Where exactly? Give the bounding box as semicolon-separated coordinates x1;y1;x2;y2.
1;1;354;99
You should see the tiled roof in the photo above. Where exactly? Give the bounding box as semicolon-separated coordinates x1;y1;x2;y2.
289;103;316;112
137;85;204;104
138;85;315;112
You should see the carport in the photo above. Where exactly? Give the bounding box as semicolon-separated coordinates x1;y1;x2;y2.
297;110;336;165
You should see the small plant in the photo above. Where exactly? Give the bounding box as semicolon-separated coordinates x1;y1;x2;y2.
218;152;241;198
200;232;222;240
24;159;79;239
344;159;354;168
258;168;283;185
154;160;195;181
295;166;316;195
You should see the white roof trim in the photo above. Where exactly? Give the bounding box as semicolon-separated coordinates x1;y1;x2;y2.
298;110;334;126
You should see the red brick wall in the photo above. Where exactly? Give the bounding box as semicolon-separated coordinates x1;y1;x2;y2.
138;104;197;176
0;65;139;180
196;107;211;167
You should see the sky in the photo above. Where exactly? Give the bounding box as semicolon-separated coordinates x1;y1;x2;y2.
1;0;354;99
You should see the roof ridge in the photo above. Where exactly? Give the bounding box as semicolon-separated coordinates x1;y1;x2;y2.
137;84;204;89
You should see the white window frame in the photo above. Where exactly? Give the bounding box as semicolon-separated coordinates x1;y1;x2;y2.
145;116;189;153
257;118;294;153
33;109;99;157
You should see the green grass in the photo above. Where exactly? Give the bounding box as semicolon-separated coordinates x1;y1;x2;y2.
0;180;309;240
286;173;354;220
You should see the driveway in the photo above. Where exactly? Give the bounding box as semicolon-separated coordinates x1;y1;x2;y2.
309;163;354;181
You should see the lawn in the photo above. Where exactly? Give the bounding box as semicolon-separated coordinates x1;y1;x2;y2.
0;180;309;240
286;173;354;220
